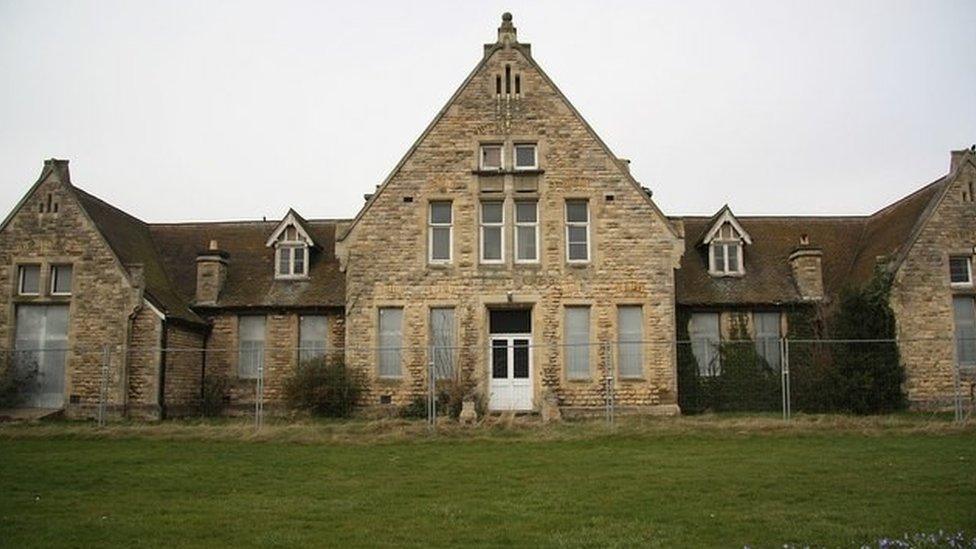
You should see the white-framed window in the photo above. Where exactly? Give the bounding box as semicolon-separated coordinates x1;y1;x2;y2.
238;316;266;379
949;256;972;286
565;200;590;263
480;201;504;263
275;244;308;278
299;315;328;363
514;143;537;170
565;306;591;380
710;223;744;275
515;201;538;263
617;306;643;379
754;311;782;371
428;201;453;264
480;144;503;170
429;307;456;380
953;296;976;365
49;265;73;296
18;265;41;296
378;307;403;378
689;313;721;376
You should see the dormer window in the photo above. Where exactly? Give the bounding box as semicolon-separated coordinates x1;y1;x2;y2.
266;210;317;280
710;224;743;276
276;240;307;278
700;206;752;278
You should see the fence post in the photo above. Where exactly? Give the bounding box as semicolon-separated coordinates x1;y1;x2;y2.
780;338;791;422
98;344;110;427
953;360;963;423
604;341;615;426
427;345;436;432
255;361;264;430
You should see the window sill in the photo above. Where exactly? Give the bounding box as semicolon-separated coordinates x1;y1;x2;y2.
471;169;545;176
376;376;404;385
275;275;310;281
566;262;591;269
565;377;593;383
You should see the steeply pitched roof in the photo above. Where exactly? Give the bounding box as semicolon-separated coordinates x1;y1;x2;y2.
674;173;954;307
71;187;206;325
149;219;346;309
338;14;680;244
675;215;866;306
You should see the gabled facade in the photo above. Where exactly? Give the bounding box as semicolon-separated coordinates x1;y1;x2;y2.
336;14;684;414
0;15;971;417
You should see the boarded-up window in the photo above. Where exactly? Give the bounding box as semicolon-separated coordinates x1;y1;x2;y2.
953;297;976;365
378;308;403;378
299;315;328;363
754;312;781;371
429;308;455;379
617;306;643;378
689;313;721;376
565;307;590;379
238;316;266;379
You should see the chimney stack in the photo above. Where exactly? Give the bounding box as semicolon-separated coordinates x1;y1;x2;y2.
195;240;229;305
950;146;975;174
789;236;824;301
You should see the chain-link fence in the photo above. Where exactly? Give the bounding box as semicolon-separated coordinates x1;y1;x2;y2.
1;338;973;429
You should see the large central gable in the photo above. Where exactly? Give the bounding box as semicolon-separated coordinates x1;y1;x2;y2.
338;13;679;244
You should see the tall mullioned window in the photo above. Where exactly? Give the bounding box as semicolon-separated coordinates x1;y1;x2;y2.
428;202;452;263
566;200;590;263
238;316;266;379
299;315;328;362
617;306;643;378
378;307;403;378
515;201;538;263
565;307;590;380
429;308;456;380
480;201;504;263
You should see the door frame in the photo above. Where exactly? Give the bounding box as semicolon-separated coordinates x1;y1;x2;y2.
488;333;533;411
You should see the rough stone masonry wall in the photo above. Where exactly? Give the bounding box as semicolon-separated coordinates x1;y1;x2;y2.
162;322;206;416
891;159;976;409
127;304;163;419
204;311;345;412
0;167;138;418
341;44;680;412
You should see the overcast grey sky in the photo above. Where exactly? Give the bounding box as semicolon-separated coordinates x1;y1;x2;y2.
1;1;974;222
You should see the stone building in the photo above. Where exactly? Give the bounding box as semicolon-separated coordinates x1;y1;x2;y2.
0;14;972;417
675;148;976;408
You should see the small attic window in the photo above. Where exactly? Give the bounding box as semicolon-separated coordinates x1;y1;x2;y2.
269;219;314;280
709;223;744;276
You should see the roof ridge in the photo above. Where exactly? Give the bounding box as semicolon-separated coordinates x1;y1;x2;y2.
72;185;149;227
866;175;948;218
147;218;351;227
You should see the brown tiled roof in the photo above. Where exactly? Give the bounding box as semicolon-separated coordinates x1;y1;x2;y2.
72;185;346;323
72;187;206;325
673;176;951;306
675;216;866;306
149;220;346;309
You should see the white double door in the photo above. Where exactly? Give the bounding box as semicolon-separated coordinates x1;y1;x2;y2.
489;335;533;411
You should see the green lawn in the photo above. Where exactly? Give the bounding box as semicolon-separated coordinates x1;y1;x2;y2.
0;418;973;548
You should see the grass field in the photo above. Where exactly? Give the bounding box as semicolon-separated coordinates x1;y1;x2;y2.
0;416;974;548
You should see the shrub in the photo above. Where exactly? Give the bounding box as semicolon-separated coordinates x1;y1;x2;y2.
0;354;38;409
827;268;906;414
198;373;228;417
283;358;362;418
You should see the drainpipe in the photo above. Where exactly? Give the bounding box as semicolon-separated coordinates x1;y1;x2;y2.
158;320;168;420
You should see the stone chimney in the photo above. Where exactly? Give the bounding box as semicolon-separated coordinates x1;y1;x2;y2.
950;145;975;174
195;239;229;305
789;234;824;301
43;158;71;184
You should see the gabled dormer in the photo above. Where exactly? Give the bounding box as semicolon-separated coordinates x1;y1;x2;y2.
266;209;318;280
699;206;752;277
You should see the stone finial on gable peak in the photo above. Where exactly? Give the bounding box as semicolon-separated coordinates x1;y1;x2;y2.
498;12;517;44
485;13;531;57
